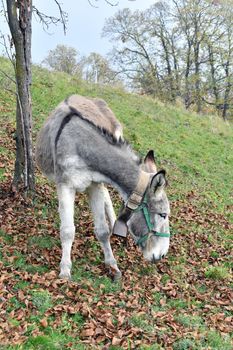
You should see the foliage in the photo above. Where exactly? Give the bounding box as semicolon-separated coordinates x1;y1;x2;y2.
42;44;79;75
103;0;233;119
80;52;120;85
42;45;121;87
0;58;232;348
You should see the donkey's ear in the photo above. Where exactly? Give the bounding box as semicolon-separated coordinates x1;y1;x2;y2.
143;150;157;173
150;170;166;193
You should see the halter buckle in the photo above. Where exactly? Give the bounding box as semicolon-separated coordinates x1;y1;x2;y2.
126;191;143;210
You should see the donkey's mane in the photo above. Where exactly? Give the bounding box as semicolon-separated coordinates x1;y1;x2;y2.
56;106;130;149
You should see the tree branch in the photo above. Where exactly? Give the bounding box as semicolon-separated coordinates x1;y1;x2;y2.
88;0;135;8
88;0;119;7
0;67;16;84
54;0;68;33
0;33;17;76
32;1;68;34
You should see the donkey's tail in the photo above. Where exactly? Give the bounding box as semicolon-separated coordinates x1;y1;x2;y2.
35;102;71;179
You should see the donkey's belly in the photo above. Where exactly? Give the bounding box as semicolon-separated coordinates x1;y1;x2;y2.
64;170;110;192
57;155;110;192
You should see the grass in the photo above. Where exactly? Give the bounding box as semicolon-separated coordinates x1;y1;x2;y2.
28;235;59;249
0;56;232;349
174;314;204;329
30;290;53;313
205;266;231;281
172;331;233;350
129;314;154;333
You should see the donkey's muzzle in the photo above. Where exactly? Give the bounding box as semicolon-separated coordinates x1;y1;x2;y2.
151;253;166;264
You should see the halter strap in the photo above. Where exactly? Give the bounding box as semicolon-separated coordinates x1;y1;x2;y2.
126;171;151;210
112;171;151;237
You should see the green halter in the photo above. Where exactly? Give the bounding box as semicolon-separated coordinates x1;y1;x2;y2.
134;194;170;247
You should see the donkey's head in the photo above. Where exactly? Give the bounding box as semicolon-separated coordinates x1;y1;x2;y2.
113;151;170;263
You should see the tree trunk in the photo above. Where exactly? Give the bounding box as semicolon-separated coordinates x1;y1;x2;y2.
171;36;180;96
222;60;231;121
208;44;220;113
194;34;202;113
6;0;34;191
184;43;192;109
160;32;176;102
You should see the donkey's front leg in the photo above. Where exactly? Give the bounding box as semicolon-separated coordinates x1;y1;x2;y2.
88;183;121;280
57;184;75;279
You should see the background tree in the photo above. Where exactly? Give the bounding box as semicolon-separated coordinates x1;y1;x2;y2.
146;2;180;101
218;4;233;120
43;44;79;75
103;8;162;96
6;0;34;190
80;52;119;84
103;0;233;119
1;0;67;192
103;4;181;101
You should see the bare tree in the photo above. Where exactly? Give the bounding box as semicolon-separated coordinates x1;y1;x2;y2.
146;2;180;101
103;8;163;96
102;0;232;119
2;0;67;192
197;1;233;119
220;7;233;120
80;52;119;84
6;0;34;190
43;44;79;75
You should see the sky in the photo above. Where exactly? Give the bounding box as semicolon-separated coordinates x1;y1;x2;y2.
0;0;156;63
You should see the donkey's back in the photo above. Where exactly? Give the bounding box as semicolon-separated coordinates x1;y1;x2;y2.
35;95;123;179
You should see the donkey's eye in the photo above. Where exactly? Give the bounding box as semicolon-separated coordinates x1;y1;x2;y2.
159;213;167;219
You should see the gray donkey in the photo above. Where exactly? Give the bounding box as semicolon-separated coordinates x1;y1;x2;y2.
36;95;170;280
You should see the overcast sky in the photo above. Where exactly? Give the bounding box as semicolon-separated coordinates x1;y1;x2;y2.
0;0;156;63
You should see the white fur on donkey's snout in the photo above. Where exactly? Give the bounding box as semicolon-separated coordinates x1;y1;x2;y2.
143;237;170;262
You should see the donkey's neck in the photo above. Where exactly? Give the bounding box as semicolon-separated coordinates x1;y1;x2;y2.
109;168;150;206
96;150;140;201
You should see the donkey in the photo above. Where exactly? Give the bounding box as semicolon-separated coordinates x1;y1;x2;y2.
35;95;170;280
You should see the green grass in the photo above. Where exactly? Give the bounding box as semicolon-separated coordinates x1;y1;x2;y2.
129;314;154;333
174;314;204;329
30;290;53;313
205;266;231;281
28;235;59;249
172;331;233;350
0;229;14;244
139;346;164;350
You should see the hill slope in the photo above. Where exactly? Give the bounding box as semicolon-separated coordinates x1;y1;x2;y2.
1;58;232;211
0;57;232;349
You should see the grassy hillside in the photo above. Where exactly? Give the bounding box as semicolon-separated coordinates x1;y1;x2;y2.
0;57;232;349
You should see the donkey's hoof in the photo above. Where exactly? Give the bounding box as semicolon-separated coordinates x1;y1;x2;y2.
59;272;71;280
113;270;122;282
106;265;122;282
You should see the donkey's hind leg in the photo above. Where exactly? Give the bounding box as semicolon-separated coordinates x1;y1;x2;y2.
57;183;75;279
88;183;121;280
